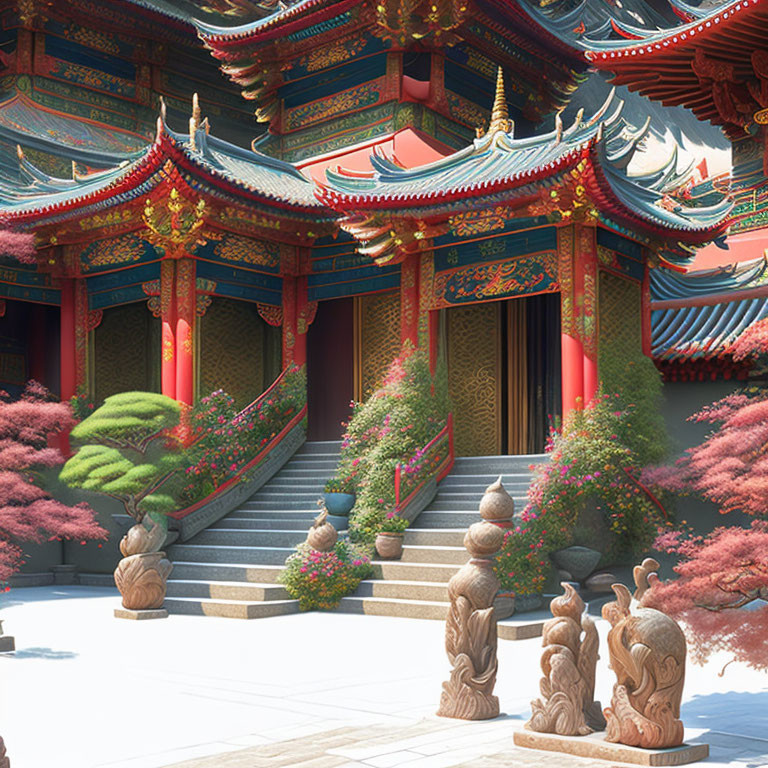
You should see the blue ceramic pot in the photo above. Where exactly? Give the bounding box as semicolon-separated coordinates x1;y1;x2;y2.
324;492;355;516
514;593;543;613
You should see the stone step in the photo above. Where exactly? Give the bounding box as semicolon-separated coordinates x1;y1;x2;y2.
413;512;481;528
428;499;526;511
168;544;294;565
166;579;290;601
295;441;342;454
372;561;460;582
170;562;284;583
164;597;300;619
240;500;324;510
438;474;536;485
355;579;448;602
211;518;313;530
433;491;529;502
260;480;326;491
275;469;338;479
400;545;468;565
450;457;547;474
404;529;466;547
219;510;317;521
279;459;339;470
251;492;324;502
336;596;449;620
192;529;307;547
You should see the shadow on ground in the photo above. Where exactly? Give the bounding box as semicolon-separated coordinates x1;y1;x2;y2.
7;646;78;660
683;691;768;752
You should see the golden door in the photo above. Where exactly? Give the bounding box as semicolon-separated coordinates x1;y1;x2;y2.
353;291;401;401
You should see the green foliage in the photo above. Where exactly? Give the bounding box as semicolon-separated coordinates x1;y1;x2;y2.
334;351;449;544
379;511;409;533
279;539;372;611
494;522;549;596
69;391;181;452
324;476;356;494
60;392;182;521
527;393;667;560
598;330;668;466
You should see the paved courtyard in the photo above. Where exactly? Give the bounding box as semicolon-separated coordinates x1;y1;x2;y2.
0;587;766;768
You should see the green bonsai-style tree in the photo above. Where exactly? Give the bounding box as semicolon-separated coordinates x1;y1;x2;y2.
59;392;183;524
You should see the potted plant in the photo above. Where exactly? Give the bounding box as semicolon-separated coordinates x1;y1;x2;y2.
323;475;356;517
375;511;409;559
59;391;183;615
494;521;550;613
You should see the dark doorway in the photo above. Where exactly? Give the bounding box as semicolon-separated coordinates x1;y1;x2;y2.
307;297;354;441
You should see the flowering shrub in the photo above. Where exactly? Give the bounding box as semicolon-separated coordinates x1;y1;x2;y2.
324;475;356;494
333;351;449;543
69;389;97;422
177;365;306;505
494;521;549;596
521;393;667;562
279;539;372;610
380;511;409;533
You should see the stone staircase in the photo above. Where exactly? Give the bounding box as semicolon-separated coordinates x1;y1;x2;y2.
164;441;341;618
337;454;548;620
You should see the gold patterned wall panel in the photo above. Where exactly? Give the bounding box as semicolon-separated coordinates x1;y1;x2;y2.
94;303;159;403
598;271;643;392
507;299;529;455
200;298;274;410
446;302;502;456
354;291;401;401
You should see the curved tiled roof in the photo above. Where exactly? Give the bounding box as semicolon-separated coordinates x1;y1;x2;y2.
318;91;731;251
651;259;768;302
0;115;328;227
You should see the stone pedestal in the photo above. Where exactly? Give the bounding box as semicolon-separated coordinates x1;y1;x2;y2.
514;729;708;766
51;564;78;585
0;636;14;652
114;608;169;620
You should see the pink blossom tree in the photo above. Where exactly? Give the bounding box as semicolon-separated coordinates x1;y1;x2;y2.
643;387;768;670
0;381;107;582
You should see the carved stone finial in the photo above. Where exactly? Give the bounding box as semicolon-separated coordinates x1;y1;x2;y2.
488;66;511;134
306;507;337;552
602;578;687;749
526;583;605;736
114;520;172;611
478;476;515;525
0;735;9;768
189;93;201;151
437;519;504;720
633;557;660;602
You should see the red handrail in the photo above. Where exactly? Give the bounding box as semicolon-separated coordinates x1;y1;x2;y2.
394;412;454;514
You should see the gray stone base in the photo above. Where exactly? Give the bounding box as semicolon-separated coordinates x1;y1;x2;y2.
0;636;14;652
513;729;709;766
51;565;78;585
497;609;549;640
114;608;169;620
8;572;54;587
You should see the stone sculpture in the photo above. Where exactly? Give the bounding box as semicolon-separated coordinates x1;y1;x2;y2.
633;556;661;602
527;583;605;735
602;578;687;749
0;736;9;768
437;518;504;720
113;518;172;611
306;508;338;552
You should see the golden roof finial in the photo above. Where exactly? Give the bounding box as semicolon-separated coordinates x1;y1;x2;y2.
16;144;24;163
489;66;511;134
189;93;201;151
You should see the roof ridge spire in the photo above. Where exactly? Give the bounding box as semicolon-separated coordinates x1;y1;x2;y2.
489;66;511;134
189;93;201;151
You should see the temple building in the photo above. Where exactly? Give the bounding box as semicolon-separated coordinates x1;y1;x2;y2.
3;0;768;459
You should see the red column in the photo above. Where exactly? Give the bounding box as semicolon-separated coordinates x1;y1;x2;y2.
60;279;77;401
160;260;176;400
578;227;599;405
175;258;196;405
558;227;583;415
294;276;309;367
400;255;420;353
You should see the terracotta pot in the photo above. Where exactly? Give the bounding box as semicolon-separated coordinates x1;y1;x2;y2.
493;591;516;620
375;532;404;559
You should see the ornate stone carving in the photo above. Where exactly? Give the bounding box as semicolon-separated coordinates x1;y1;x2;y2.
0;735;9;768
306;508;337;552
437;518;504;720
113;520;172;611
478;475;514;524
602;580;687;749
527;583;605;736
